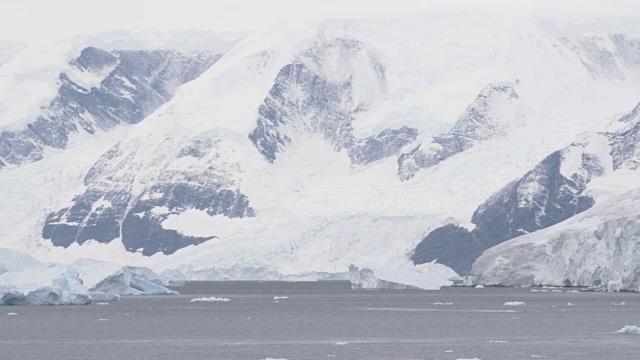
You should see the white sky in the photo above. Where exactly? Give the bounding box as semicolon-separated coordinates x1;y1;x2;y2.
0;0;639;42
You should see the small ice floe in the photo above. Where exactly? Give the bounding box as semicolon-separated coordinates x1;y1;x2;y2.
445;350;453;353
612;301;626;306
531;355;548;358
504;301;526;306
567;290;580;293
617;325;640;334
531;289;548;292
273;296;288;300
95;302;109;306
567;302;575;306
489;340;508;343
475;285;485;289
98;318;108;321
335;341;348;345
190;297;230;303
6;312;18;316
433;302;454;305
551;290;562;293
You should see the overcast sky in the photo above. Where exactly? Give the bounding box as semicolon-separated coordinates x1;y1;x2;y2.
1;0;639;42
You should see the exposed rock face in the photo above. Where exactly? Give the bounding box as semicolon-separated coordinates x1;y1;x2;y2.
412;139;608;275
249;38;418;166
43;137;255;256
0;46;219;170
609;104;640;170
398;82;524;180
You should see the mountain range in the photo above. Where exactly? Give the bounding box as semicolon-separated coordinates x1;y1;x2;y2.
2;15;640;290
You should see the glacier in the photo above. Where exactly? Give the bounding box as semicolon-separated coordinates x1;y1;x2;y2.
1;16;640;290
472;188;640;291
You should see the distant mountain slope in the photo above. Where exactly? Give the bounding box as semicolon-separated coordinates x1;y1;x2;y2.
0;47;220;170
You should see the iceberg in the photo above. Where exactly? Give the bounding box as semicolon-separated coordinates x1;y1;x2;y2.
349;263;456;290
0;249;91;305
89;266;178;296
0;249;177;304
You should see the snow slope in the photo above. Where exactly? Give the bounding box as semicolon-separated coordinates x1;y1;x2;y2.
2;15;640;288
0;41;26;67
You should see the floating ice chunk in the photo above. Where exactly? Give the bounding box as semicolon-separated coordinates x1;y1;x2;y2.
335;342;348;345
567;302;575;306
612;301;626;306
490;340;508;343
6;312;17;316
433;302;453;305
273;296;288;300
531;356;549;358
504;301;526;306
190;297;231;302
475;285;485;289
617;325;640;334
445;350;453;353
98;318;109;321
95;302;109;305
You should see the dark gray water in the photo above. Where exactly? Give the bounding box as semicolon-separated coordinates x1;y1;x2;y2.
1;281;639;359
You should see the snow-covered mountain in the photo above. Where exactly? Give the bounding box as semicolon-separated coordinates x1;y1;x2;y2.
2;15;640;289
